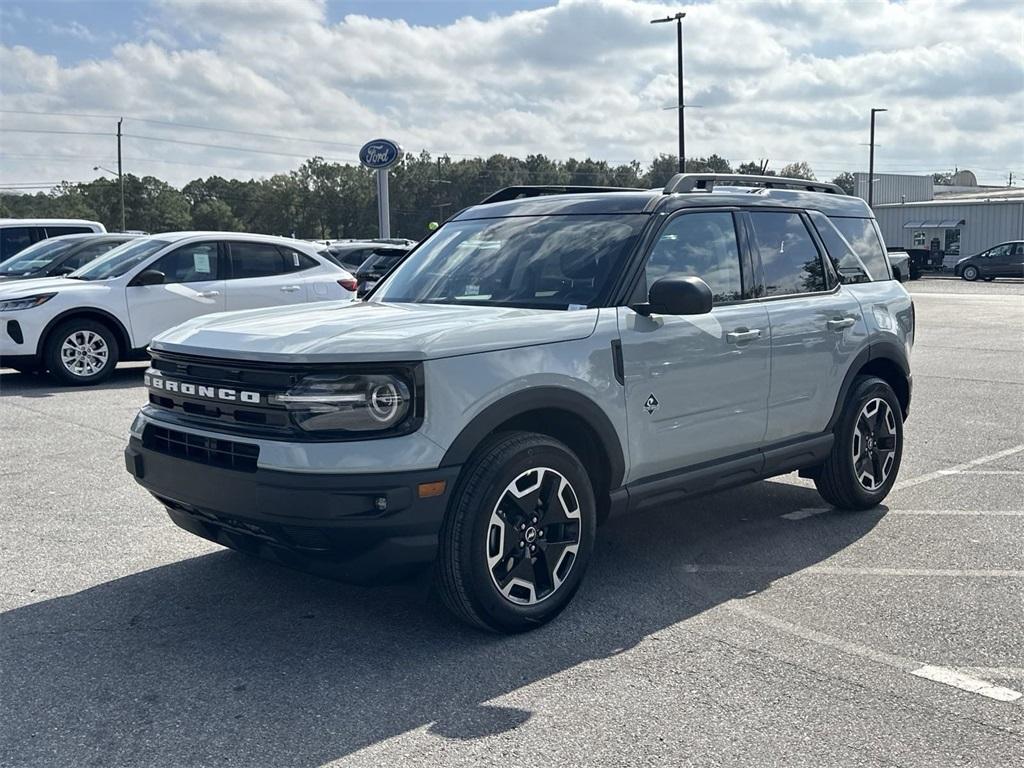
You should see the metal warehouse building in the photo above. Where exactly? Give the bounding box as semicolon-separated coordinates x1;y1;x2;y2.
873;194;1024;270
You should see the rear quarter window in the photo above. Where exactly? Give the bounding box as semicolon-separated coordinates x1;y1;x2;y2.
828;216;891;281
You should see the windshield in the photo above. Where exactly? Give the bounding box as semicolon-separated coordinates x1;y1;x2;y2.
0;238;78;275
72;238;170;280
376;215;646;309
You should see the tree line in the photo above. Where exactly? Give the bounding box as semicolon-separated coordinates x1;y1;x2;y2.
0;153;856;240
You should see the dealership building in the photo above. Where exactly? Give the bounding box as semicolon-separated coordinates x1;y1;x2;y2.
854;171;1024;268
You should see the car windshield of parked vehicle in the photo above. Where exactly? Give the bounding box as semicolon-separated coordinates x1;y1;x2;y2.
71;238;171;280
0;238;78;275
377;215;646;309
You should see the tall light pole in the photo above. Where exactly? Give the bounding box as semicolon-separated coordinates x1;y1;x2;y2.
651;12;686;173
117;117;125;232
868;107;887;207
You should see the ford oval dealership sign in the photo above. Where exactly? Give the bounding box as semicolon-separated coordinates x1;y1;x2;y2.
359;139;403;170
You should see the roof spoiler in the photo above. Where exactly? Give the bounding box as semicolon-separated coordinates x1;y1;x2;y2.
664;173;846;195
479;185;647;205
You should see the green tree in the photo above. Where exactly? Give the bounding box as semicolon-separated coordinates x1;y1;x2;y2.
778;161;816;180
831;171;856;195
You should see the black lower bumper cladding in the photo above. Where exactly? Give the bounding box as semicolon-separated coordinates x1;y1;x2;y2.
125;436;460;581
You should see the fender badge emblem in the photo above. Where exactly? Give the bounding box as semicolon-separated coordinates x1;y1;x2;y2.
644;394;660;415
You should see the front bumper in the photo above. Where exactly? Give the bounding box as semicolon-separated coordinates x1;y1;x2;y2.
125;436;460;580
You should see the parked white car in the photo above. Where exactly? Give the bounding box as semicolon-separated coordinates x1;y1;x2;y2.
0;232;356;385
0;218;106;262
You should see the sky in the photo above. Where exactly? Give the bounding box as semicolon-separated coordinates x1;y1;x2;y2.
1;0;1022;190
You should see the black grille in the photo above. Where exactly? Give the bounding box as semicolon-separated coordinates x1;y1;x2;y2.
143;424;259;472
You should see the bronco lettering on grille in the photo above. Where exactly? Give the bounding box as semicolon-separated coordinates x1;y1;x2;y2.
145;372;261;404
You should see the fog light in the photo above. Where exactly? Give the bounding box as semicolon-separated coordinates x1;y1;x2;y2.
374;496;388;512
417;480;447;499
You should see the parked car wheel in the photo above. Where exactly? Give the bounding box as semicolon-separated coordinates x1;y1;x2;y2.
815;376;903;511
435;431;596;632
44;319;119;386
961;265;980;281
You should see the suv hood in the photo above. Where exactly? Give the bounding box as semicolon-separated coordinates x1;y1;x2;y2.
152;300;600;363
0;276;105;296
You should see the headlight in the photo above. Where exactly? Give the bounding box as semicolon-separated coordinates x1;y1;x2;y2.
270;373;414;433
0;293;56;312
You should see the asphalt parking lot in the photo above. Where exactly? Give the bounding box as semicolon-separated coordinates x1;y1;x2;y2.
2;277;1022;768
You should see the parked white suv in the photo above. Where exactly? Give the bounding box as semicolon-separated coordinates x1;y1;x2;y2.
0;219;106;262
0;232;356;384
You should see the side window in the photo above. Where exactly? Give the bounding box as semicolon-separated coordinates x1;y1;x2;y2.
277;246;318;272
229;242;287;278
828;216;889;280
62;241;121;270
644;212;743;303
149;242;220;283
1;227;33;259
1015;244;1024;256
46;226;93;237
808;210;868;285
748;212;827;296
988;245;1010;260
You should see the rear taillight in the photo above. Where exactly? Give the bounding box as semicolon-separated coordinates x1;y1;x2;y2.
338;277;358;292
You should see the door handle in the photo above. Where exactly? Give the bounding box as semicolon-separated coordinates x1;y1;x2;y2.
280;285;301;293
726;328;761;344
197;290;220;298
827;317;856;331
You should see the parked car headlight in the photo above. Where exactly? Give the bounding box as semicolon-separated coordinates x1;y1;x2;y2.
0;293;56;312
270;373;413;433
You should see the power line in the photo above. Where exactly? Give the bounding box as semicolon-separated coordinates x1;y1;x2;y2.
0;109;364;149
0;128;111;138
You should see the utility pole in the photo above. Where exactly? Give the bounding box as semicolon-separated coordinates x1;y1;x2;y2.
431;156;451;223
867;107;886;208
117;117;125;232
651;12;686;173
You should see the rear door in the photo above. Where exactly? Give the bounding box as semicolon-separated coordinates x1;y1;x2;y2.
224;241;307;310
126;240;226;346
747;210;867;443
618;209;771;479
1012;243;1024;277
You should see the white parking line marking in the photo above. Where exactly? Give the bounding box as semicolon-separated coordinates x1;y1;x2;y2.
681;564;1024;578
939;470;1024;476
911;666;1022;702
889;509;1024;516
891;444;1024;492
956;667;1024;681
781;507;829;520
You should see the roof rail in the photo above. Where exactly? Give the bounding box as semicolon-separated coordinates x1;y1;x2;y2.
479;185;646;205
664;173;846;195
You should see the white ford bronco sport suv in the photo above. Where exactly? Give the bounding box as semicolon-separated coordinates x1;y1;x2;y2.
125;174;914;632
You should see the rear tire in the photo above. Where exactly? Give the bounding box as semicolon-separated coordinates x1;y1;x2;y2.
962;265;979;281
44;319;119;386
815;376;904;511
435;431;597;632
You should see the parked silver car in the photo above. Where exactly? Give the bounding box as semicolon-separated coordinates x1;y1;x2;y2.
126;174;914;632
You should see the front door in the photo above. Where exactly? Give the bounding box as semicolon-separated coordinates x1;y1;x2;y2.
745;210;866;442
618;210;770;481
126;241;226;347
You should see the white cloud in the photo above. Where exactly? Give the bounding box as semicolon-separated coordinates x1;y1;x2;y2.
1;0;1021;188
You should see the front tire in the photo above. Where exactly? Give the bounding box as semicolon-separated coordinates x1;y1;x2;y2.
962;265;979;281
815;376;904;510
435;432;597;632
44;319;119;386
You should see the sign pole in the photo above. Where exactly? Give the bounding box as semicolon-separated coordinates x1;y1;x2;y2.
376;168;391;239
359;138;403;240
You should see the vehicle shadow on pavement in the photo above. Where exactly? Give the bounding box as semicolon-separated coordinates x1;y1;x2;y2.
0;364;147;398
0;481;885;767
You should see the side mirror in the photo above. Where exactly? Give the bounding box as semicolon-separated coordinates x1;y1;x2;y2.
634;276;713;316
131;269;165;286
